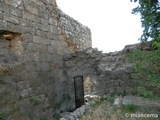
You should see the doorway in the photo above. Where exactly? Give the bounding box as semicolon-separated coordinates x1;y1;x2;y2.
74;76;84;108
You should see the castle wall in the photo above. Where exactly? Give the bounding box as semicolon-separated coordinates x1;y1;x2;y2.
64;42;159;102
0;0;91;119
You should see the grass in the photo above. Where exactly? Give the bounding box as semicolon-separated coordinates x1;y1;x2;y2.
120;104;137;113
79;96;160;120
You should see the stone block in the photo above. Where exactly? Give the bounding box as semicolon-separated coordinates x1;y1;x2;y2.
117;87;124;94
0;2;9;13
23;0;39;15
37;44;47;53
20;88;33;98
41;18;48;25
49;17;57;26
50;25;57;33
24;27;35;34
0;11;4;20
27;43;37;52
15;98;30;108
108;87;114;94
0;37;9;47
4;0;22;8
42;30;49;38
9;6;22;17
19;18;27;26
30;0;43;6
5;91;20;102
23;11;40;23
22;33;33;42
45;53;53;62
32;22;39;29
33;36;50;45
35;29;41;36
47;46;56;53
26;20;33;27
0;20;7;30
4;12;19;24
33;52;40;62
38;24;50;32
7;22;25;33
51;40;60;46
41;62;50;71
18;81;30;90
0;84;6;94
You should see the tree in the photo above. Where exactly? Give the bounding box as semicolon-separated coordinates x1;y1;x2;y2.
131;0;160;41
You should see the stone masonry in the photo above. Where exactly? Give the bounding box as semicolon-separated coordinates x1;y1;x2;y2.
64;41;159;106
0;0;159;120
0;0;91;119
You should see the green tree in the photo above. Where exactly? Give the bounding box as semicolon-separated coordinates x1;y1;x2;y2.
131;0;160;41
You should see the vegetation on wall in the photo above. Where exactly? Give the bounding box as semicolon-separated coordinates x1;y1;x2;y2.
130;0;160;99
131;0;160;42
127;41;160;99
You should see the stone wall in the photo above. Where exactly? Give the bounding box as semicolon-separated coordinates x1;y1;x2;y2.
0;0;91;119
64;42;159;104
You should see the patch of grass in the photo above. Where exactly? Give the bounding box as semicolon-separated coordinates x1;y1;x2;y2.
92;100;102;109
52;113;60;120
0;112;4;120
120;104;137;113
34;100;39;105
39;117;47;120
107;95;115;104
111;106;117;114
4;90;11;95
8;108;19;115
29;97;39;105
53;100;63;109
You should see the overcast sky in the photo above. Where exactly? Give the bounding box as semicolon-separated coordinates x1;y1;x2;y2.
56;0;143;53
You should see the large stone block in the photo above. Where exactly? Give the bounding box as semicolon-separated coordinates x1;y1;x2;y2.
38;24;50;32
22;33;33;42
23;11;40;23
7;22;25;33
23;0;39;15
41;18;48;25
20;88;33;98
49;17;57;26
0;2;9;12
5;91;20;102
9;6;22;17
41;62;50;71
30;0;43;6
50;25;57;33
19;18;27;26
33;35;50;45
24;27;35;35
45;53;53;62
18;81;30;90
48;45;57;53
4;0;22;8
0;20;7;30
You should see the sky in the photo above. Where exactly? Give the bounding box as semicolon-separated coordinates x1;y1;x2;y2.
56;0;143;53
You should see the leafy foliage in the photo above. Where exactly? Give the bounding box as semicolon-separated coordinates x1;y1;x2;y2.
127;41;160;98
131;0;160;41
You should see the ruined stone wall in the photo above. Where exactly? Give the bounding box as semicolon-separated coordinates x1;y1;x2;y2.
64;42;159;102
0;0;91;119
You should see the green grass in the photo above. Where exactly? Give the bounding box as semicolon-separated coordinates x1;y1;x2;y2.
120;104;137;113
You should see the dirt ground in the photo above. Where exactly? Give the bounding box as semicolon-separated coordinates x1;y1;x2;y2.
79;99;160;120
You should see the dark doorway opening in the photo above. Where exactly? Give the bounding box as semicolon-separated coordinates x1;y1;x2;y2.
74;76;84;108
